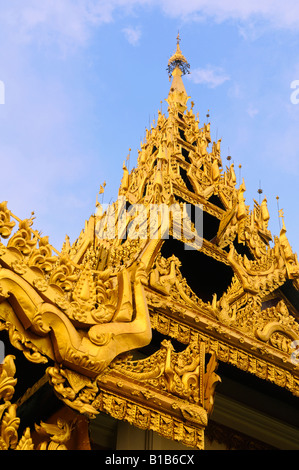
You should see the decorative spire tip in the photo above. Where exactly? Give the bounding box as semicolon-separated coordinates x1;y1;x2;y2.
167;34;190;78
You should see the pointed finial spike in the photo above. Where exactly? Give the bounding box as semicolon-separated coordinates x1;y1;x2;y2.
167;34;190;78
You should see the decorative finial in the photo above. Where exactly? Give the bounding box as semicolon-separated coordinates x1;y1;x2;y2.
276;196;282;230
238;164;242;185
98;181;106;195
257;180;263;204
126;148;131;171
167;34;190;78
97;181;106;206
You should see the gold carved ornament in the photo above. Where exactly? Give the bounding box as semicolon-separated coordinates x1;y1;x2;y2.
0;355;75;450
0;37;299;450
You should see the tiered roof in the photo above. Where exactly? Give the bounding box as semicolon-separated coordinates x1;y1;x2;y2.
0;37;298;449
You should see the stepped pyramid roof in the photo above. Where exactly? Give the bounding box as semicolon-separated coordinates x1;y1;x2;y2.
0;37;298;450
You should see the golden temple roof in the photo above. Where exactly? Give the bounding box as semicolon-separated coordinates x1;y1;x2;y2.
0;35;299;450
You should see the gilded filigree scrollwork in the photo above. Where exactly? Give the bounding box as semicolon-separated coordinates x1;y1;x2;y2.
34;419;74;450
47;364;100;417
7;217;38;257
0;202;15;239
254;300;299;352
0;227;153;378
0;355;33;450
149;253;212;315
41;337;219;449
0;355;75;450
109;338;220;416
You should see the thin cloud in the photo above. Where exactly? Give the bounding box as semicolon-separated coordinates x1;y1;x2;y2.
247;104;259;118
0;1;299;55
1;2;93;47
158;0;299;30
188;66;230;88
122;26;142;46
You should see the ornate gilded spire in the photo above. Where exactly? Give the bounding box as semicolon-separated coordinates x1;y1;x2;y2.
167;33;190;78
166;34;190;110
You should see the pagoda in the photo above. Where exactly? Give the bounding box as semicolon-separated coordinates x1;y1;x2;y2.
0;36;299;450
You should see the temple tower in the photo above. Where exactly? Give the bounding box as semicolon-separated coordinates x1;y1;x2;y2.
0;37;299;450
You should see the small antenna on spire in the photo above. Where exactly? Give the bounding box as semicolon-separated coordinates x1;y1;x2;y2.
276;196;282;230
238;164;242;185
125;148;131;172
257;180;263;204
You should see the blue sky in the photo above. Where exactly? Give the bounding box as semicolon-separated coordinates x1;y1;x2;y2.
0;0;299;256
